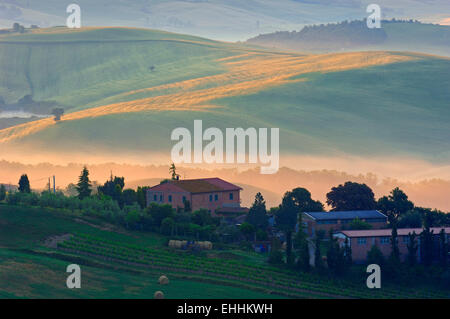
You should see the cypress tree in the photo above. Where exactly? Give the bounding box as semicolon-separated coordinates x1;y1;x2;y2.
420;224;434;266
0;184;6;201
18;174;31;193
314;236;325;271
406;232;418;266
297;238;310;272
76;166;92;200
246;192;268;230
439;229;448;267
344;237;353;266
327;230;346;275
390;225;400;261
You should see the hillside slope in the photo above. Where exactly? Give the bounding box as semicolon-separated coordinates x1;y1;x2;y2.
2;0;450;41
0;27;449;180
0;27;229;108
1;204;447;298
0;204;285;299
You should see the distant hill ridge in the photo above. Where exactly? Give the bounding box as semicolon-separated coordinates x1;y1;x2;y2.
247;19;450;56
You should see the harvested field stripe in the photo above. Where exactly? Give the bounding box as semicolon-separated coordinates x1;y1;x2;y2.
0;51;417;143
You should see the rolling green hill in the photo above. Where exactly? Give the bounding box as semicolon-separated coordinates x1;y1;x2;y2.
2;0;450;41
0;204;284;299
0;28;450;162
0;27;230;107
0;27;449;166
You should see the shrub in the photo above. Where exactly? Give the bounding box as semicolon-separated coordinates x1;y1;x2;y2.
6;192;21;205
239;240;253;251
256;229;268;241
367;245;385;267
160;217;175;235
268;249;284;264
348;218;372;230
125;209;141;230
439;269;450;288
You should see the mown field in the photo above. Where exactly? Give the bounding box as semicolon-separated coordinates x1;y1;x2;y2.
1;204;448;299
0;27;230;107
0;27;449;165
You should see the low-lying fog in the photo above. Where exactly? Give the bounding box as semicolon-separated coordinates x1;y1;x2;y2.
0;111;49;119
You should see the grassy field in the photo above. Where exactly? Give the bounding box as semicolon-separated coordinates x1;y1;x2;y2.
0;204;282;299
0;27;231;107
0;203;167;249
1;27;449;164
0;248;284;299
1;203;448;299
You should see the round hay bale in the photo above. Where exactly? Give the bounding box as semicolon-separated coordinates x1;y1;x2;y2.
158;275;169;285
169;240;190;249
154;291;164;299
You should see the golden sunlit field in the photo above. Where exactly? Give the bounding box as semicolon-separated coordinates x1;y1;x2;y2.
0;47;416;143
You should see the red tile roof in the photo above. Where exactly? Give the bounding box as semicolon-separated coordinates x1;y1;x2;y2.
148;178;241;194
338;227;450;238
202;178;242;191
146;182;187;193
